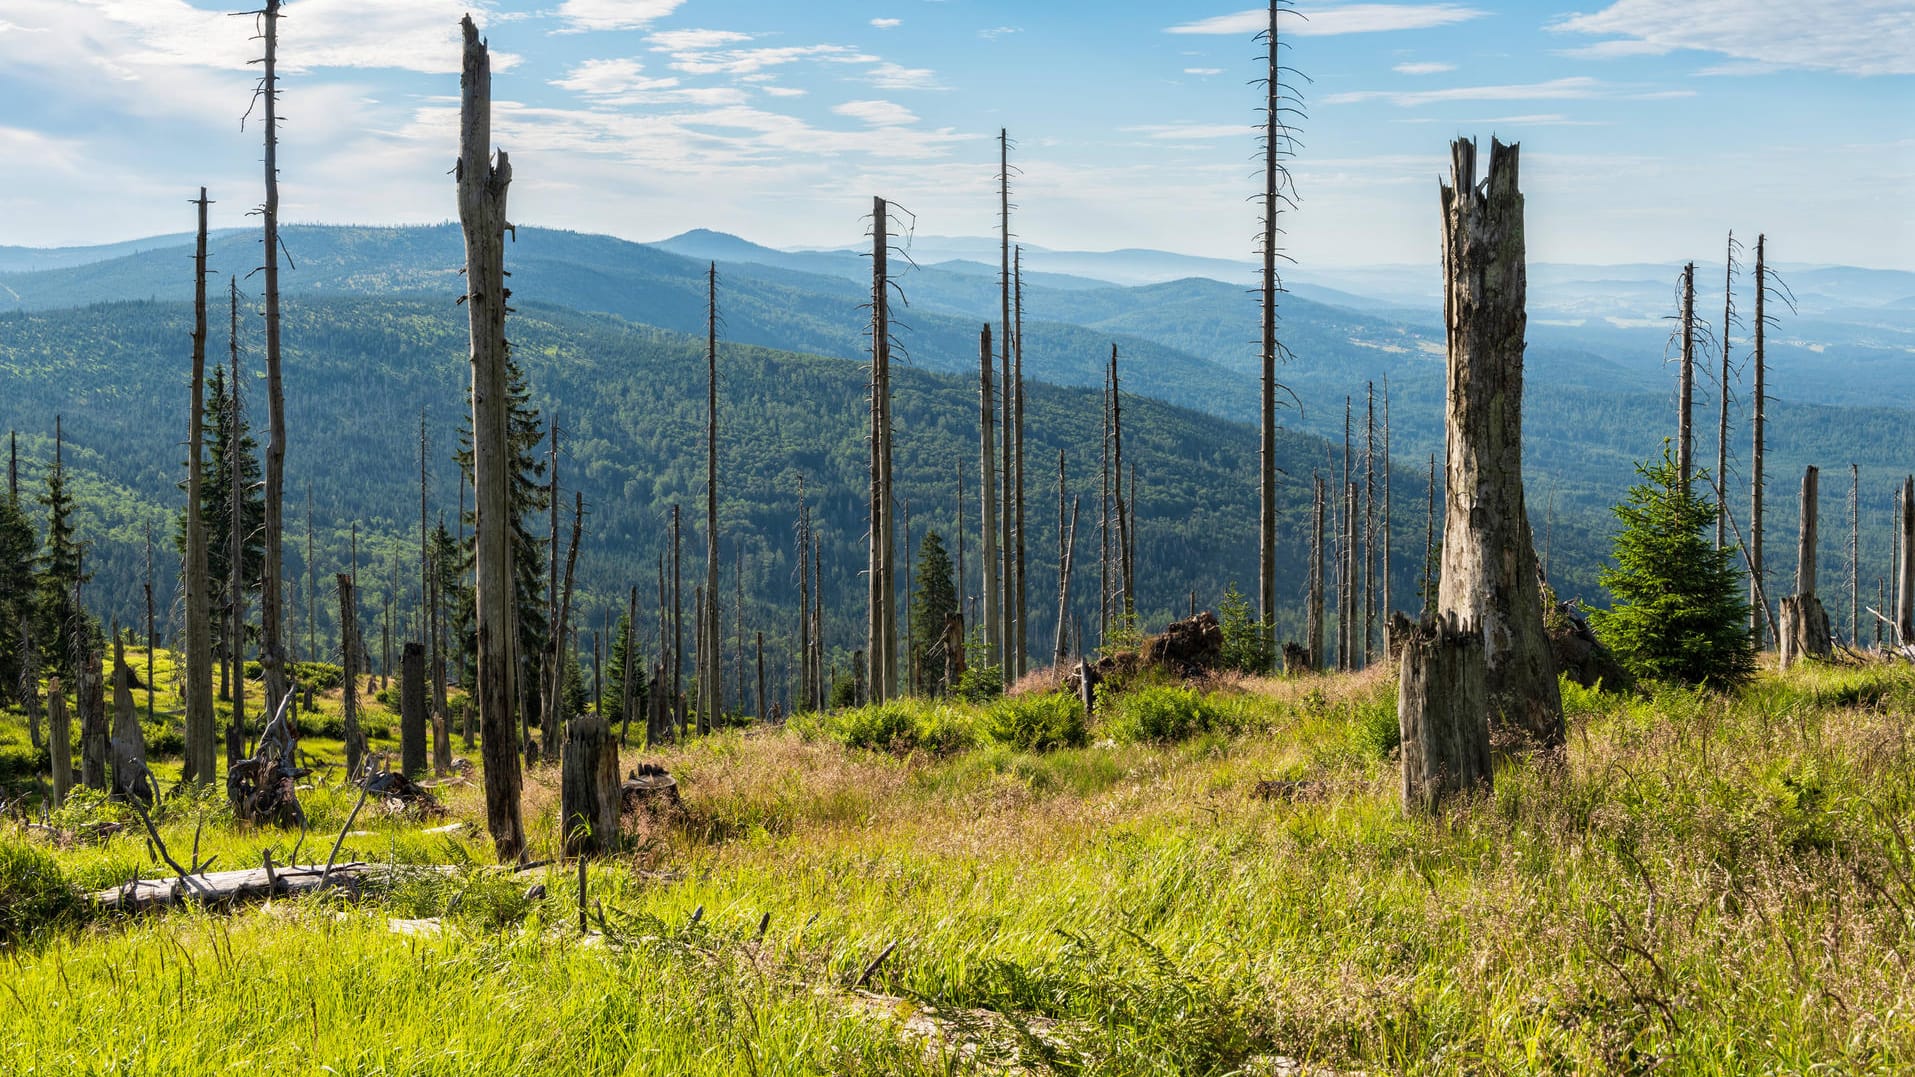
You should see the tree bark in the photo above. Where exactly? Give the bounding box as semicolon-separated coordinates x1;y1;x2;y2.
257;0;290;716
868;205;894;701
1013;249;1028;681
336;573;366;777
227;278;247;770
184;188;216;784
1396;611;1490;813
1435;138;1562;748
79;645;107;791
560;714;618;857
400;642;427;775
1307;473;1324;671
111;635;152;804
979;324;1000;667
458;10;525;860
1751;235;1768;644
48;678;71;807
1898;476;1914;644
1677;262;1696;490
1258;0;1282;671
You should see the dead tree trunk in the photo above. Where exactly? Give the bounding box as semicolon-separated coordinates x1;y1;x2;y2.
868;205;895;702
457;11;524;859
1849;464;1860;645
400;642;427;775
1382;380;1393;626
1257;0;1284;671
1110;346;1133;622
1343;480;1358;671
1435;138;1562;748
1396;612;1490;813
549;492;583;741
1307;473;1324;671
48;678;71;807
1677;261;1696;490
998;132;1016;679
1012;248;1028;681
671;505;684;736
227;278;247;769
1364;383;1377;663
705;263;726;724
1751;235;1768;645
560;714;619;857
1718;234;1737;549
256;0;290;716
79;644;107;791
1898;476;1914;644
337;573;366;777
184;187;217;785
979;324;1001;668
1779;466;1832;667
110;635;153;805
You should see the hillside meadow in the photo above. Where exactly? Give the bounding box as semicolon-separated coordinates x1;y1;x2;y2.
3;656;1914;1074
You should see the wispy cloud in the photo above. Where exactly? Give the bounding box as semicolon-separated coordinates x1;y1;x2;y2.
1392;60;1455;74
1167;4;1484;36
555;0;686;33
1183;66;1225;75
1323;76;1604;106
834;99;917;126
979;26;1021;40
866;61;942;90
870;17;901;29
1474;113;1613;127
1122;123;1246;140
1552;0;1915;76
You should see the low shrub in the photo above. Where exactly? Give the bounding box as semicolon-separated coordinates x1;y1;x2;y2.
0;839;87;948
1345;690;1402;760
805;701;979;755
984;692;1088;751
1103;684;1229;744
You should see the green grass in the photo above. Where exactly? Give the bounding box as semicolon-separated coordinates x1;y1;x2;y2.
4;654;1915;1073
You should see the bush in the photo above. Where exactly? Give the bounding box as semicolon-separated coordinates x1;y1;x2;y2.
985;692;1089;752
299;710;392;741
1217;584;1274;674
1104;684;1228;743
956;663;1003;703
289;661;344;693
0;839;87;948
1346;693;1402;760
809;701;979;755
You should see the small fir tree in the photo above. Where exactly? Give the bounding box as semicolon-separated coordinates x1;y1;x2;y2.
1588;446;1754;688
907;531;959;695
602;612;648;728
1217;582;1274;674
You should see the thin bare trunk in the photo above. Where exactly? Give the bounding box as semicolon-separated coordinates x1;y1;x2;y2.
1678;262;1696;490
183;188;216;784
707;262;723;723
1013;247;1028;680
1718;233;1737;549
1258;0;1282;669
1308;473;1324;670
255;0;289;714
979;324;1000;667
1751;236;1768;645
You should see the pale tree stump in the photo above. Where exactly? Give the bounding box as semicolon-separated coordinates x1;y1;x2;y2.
561;715;620;856
1397;613;1491;814
48;677;72;808
79;650;108;791
1780;465;1832;668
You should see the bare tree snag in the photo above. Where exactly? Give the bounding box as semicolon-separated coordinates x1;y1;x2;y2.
1751;235;1768;644
227;278;247;769
998;132;1015;676
979;324;1000;667
1012;248;1028;681
336;573;367;777
1677;261;1696;490
1110;346;1134;621
560;714;619;857
1898;476;1914;644
79;644;107;791
868;205;896;701
1719;234;1738;549
48;678;71;807
1396;612;1490;813
549;492;583;741
400;642;427;775
183;187;217;784
1257;0;1284;670
1779;467;1832;667
1307;473;1324;671
111;634;153;805
457;13;523;859
254;0;290;716
1436;138;1562;748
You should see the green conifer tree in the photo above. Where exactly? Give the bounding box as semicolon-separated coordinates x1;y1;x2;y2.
36;433;90;681
0;467;38;704
908;531;958;695
1589;446;1755;688
602;612;647;729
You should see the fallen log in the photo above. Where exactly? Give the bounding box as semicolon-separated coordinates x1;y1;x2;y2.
90;861;457;913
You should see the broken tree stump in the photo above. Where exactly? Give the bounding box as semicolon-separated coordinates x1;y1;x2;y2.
110;636;153;806
79;648;108;791
1435;136;1563;748
400;641;427;776
561;715;619;856
1780;465;1832;668
47;676;72;808
620;762;680;815
1397;612;1491;814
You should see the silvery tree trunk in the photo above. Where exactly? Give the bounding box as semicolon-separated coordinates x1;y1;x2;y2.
1435;138;1562;748
183;188;216;784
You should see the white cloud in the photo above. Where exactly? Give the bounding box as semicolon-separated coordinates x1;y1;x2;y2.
1183;66;1224;75
1392;60;1455;74
645;29;754;51
555;0;686;33
979;26;1021;40
870;18;901;29
1323;76;1605;106
761;85;806;97
663;43;876;76
1553;38;1671;60
834;99;918;126
1123;123;1246;140
1552;0;1915;76
551;58;677;97
866;61;942;89
1474;113;1613;127
1167;4;1484;36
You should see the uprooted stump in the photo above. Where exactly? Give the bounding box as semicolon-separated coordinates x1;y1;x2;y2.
362;769;446;817
229;698;307;828
1066;612;1225;695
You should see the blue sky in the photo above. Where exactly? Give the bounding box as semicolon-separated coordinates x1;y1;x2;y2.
0;0;1909;269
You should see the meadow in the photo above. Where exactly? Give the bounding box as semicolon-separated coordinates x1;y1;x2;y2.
3;657;1913;1074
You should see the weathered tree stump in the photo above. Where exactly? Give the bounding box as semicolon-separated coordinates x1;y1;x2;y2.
47;677;72;808
228;700;306;828
400;642;427;776
1281;641;1311;675
1436;137;1563;748
1897;475;1914;645
1780;465;1832;667
1397;612;1491;814
560;715;619;856
110;639;153;806
621;762;681;815
79;649;108;791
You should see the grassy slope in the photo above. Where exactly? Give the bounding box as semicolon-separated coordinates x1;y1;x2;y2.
4;658;1915;1074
